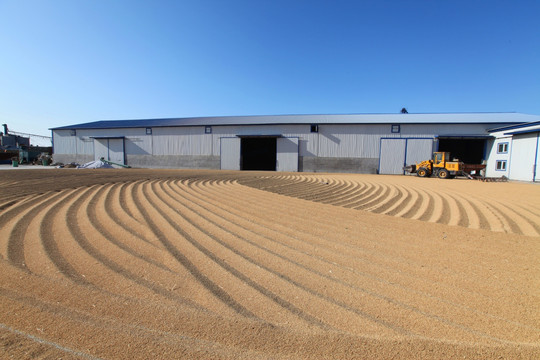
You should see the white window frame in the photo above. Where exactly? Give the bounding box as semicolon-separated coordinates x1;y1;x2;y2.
497;142;508;154
495;160;507;171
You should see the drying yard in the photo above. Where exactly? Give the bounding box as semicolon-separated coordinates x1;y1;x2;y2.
0;169;539;359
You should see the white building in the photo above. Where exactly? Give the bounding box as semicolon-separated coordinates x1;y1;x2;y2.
50;112;540;175
486;121;540;182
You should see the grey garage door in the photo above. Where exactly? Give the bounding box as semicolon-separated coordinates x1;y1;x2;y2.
379;139;407;174
276;137;299;172
379;138;434;175
94;138;125;165
220;137;241;170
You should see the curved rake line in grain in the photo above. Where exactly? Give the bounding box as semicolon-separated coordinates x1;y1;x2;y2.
61;184;204;308
176;180;498;339
366;184;405;214
340;181;384;209
38;188;93;284
223;178;539;306
174;179;518;340
478;198;537;236
330;181;373;207
5;191;69;270
468;197;514;234
106;182;161;247
241;178;539;266
136;180;259;320
277;176;340;199
259;175;326;199
241;176;540;237
90;183;187;275
500;202;540;236
90;182;230;311
181;179;537;342
315;179;368;204
176;179;432;335
148;180;333;331
352;183;394;210
301;178;354;203
235;177;540;330
187;180;532;333
163;179;420;336
320;180;368;206
233;177;540;300
0;199;19;212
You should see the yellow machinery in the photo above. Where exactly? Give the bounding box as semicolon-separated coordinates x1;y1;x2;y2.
403;152;463;179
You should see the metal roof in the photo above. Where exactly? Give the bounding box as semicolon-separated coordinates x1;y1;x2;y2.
488;120;540;132
50;112;540;130
504;125;540;136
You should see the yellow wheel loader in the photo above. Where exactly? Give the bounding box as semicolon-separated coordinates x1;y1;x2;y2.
403;152;463;179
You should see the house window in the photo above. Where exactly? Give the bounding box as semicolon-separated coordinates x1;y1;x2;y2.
391;124;400;133
146;128;152;135
496;160;507;171
70;129;76;136
205;126;212;134
310;124;318;133
497;142;508;153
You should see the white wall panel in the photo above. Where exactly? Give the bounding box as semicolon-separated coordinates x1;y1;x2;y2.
509;133;537;181
485;137;510;178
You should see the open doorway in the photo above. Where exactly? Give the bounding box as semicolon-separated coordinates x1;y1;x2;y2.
437;137;486;164
241;137;277;170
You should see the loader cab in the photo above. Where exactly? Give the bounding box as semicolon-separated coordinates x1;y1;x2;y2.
433;152;448;167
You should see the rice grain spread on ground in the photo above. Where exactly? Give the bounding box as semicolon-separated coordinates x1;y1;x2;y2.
0;169;539;359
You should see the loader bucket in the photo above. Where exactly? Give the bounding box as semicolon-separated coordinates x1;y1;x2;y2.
403;165;416;173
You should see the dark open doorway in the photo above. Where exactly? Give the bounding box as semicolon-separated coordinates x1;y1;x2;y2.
241;137;277;171
437;138;486;164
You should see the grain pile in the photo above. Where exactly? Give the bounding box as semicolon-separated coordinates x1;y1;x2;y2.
0;169;539;359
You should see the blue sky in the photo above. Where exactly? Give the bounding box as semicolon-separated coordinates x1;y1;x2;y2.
1;0;539;143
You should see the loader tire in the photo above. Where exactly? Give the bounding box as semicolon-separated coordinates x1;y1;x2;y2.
438;169;450;179
417;168;429;177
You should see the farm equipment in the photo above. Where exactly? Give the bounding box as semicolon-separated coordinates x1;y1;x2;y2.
99;157;131;168
403;152;464;179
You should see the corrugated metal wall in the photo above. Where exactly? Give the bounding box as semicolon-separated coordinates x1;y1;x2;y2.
276;137;299;172
52;122;498;170
220;137;240;170
379;139;407;174
405;138;435;165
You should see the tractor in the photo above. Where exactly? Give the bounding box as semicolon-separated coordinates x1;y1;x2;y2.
403;152;463;179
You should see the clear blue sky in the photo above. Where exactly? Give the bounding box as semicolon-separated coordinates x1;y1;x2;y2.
1;0;539;141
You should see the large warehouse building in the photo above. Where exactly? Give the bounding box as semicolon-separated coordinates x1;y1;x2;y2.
51;112;540;176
